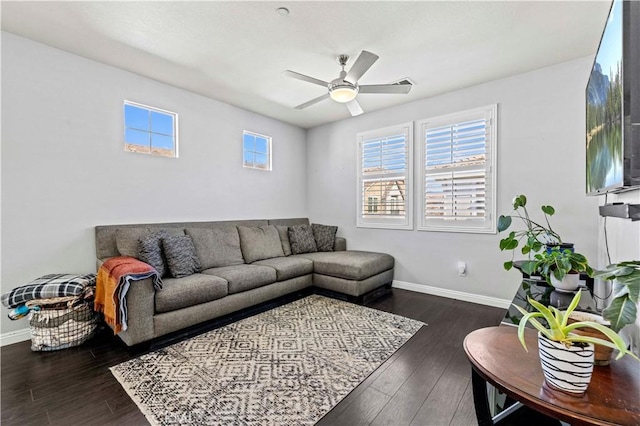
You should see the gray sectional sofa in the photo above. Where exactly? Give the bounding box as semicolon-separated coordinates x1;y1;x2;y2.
95;218;394;347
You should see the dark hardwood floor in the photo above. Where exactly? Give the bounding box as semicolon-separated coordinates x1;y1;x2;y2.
1;289;506;425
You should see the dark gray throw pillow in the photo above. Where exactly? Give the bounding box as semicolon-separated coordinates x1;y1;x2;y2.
162;235;201;278
137;230;172;277
288;225;317;255
312;223;338;252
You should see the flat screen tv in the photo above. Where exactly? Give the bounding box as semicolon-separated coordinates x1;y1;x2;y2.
586;0;640;195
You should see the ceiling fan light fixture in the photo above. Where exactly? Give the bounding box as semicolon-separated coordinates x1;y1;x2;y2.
329;81;359;103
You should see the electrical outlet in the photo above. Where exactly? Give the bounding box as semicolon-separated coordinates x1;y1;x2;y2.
457;261;466;276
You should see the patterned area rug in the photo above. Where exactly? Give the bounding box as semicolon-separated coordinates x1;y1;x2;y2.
110;295;424;426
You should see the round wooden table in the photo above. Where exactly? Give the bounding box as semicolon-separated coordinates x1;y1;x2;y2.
464;326;640;426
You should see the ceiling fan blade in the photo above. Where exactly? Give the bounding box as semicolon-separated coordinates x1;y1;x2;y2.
359;83;412;94
345;51;379;84
283;70;328;87
345;99;364;116
295;93;330;109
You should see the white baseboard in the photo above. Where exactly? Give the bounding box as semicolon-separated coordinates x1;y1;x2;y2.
392;280;511;309
0;328;31;347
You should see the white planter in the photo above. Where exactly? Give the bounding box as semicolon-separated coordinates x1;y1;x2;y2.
538;333;594;396
550;272;580;292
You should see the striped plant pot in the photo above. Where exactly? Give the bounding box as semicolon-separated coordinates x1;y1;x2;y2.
538;333;594;396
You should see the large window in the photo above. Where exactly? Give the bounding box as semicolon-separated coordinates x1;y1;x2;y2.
417;105;497;233
124;101;177;157
243;131;272;171
357;122;413;229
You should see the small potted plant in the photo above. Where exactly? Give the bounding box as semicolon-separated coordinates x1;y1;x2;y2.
514;291;638;396
521;247;593;292
498;195;570;272
592;261;640;332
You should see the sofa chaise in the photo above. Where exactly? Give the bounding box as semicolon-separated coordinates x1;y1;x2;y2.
95;218;394;347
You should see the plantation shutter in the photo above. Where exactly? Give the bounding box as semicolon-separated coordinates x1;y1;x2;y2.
418;105;497;233
357;123;413;229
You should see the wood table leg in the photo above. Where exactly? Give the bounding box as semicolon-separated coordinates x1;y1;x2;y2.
471;367;494;426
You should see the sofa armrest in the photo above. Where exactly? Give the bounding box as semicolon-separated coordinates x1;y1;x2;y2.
96;258;156;346
334;237;347;251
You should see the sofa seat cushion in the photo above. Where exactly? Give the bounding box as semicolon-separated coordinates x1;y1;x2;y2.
292;250;394;281
155;273;228;314
202;265;276;294
252;257;313;282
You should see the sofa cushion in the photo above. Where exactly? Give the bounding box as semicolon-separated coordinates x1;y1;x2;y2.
116;228;151;257
186;227;245;269
312;223;338;252
138;229;175;277
292;251;394;281
288;225;317;255
237;225;285;263
276;225;292;256
162;235;201;278
155;273;228;313
202;265;277;294
252;257;313;281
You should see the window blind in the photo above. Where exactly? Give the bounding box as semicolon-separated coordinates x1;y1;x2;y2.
361;134;407;217
424;118;487;220
357;122;413;229
418;105;497;233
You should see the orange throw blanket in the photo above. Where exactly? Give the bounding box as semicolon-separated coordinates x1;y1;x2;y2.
95;256;162;334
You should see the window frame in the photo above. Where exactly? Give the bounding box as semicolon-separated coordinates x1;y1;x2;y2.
243;130;272;171
123;100;178;158
416;104;497;234
356;122;413;230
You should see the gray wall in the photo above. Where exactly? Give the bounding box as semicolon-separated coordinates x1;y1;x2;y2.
306;57;600;302
1;33;308;335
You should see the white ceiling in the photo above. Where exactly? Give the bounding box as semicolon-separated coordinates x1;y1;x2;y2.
1;1;610;129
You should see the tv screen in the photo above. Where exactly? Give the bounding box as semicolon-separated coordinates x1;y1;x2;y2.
586;0;624;194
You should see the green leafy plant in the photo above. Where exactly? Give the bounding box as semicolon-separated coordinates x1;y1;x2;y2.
498;195;562;271
521;247;593;285
514;291;639;361
592;261;640;332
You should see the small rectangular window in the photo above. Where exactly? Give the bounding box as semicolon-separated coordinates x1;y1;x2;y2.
357;122;413;230
243;131;272;171
124;101;177;157
417;104;497;233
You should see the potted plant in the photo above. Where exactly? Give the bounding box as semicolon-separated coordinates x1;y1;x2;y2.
521;247;593;292
566;260;638;367
592;261;640;332
514;291;638;396
498;195;569;272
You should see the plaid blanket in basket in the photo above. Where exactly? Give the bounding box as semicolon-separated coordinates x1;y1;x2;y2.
1;273;96;308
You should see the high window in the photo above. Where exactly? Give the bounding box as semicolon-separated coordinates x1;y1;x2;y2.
417;105;497;233
243;131;272;171
124;101;177;157
357;122;413;229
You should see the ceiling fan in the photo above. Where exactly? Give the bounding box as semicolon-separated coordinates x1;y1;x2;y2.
284;50;412;116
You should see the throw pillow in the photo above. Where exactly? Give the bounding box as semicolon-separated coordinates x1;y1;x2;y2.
137;230;172;277
162;235;201;278
288;225;317;255
312;223;338;252
276;225;292;256
237;225;285;263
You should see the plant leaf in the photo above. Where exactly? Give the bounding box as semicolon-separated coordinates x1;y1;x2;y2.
541;205;555;215
563;290;582;324
521;261;537;275
527;298;560;334
602;297;638;332
503;261;513;270
516;311;548;351
564;321;636;360
497;215;512;232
